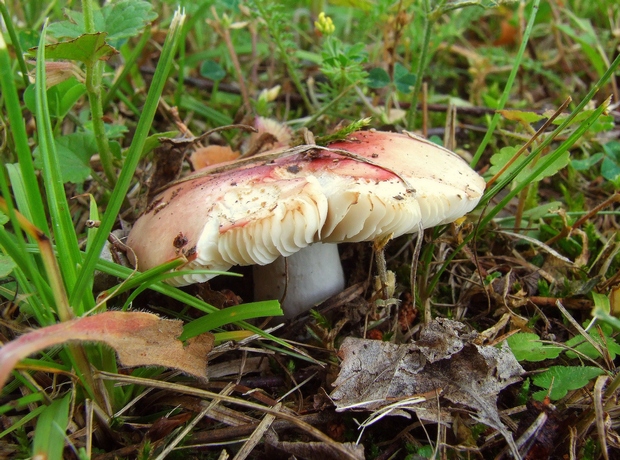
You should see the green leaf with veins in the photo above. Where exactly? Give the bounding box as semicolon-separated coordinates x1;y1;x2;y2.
565;327;620;360
102;0;158;42
487;146;570;184
532;365;604;400
42;33;117;64
506;333;562;362
47;0;157;45
33;132;99;184
47;9;104;39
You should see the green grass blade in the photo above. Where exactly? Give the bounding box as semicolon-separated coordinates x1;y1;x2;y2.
180;301;283;340
32;394;71;460
480;50;620;209
0;405;46;438
0;3;30;87
34;24;82;302
0;393;45;416
180;94;234;126
71;9;187;308
0;33;48;232
470;0;540;168
0;229;54;323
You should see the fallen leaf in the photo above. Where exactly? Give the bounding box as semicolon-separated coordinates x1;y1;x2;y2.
331;318;524;456
0;311;213;390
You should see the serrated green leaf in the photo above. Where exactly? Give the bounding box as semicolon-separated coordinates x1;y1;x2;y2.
47;21;84;40
33;132;98;184
506;333;562;362
102;0;157;42
0;255;16;278
42;33;117;63
367;67;390;89
532;365;604;400
47;9;105;39
48;1;156;44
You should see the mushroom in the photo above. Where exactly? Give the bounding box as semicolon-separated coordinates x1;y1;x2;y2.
126;130;486;317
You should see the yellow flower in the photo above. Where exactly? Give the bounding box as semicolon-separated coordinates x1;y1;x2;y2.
314;12;335;36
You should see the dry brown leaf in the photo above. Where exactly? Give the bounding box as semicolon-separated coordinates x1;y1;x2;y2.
0;311;213;390
331;318;524;457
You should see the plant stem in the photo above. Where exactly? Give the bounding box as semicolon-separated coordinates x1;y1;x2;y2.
0;33;48;231
211;8;252;114
303;81;358;127
81;0;116;185
0;3;30;87
86;62;116;184
253;0;314;113
406;0;432;130
81;0;95;31
469;0;540;167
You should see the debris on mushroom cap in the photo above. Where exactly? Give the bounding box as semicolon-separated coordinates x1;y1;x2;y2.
189;145;240;170
126;130;486;286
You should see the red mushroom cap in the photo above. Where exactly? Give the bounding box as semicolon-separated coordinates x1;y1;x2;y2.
127;130;486;286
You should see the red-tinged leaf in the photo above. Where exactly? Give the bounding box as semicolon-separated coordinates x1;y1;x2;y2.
0;311;213;390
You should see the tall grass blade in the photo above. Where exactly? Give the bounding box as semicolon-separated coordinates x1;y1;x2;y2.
71;9;187;307
0;33;48;231
32;394;71;460
470;0;541;167
34;24;83;307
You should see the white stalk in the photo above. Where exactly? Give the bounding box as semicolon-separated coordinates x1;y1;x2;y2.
253;243;345;318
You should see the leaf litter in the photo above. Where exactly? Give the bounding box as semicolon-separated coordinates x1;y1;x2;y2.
331;318;524;457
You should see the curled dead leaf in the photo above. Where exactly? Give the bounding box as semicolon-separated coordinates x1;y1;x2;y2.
331;318;524;457
0;311;213;390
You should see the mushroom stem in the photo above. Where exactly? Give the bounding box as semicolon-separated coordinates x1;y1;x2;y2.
253;243;345;319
